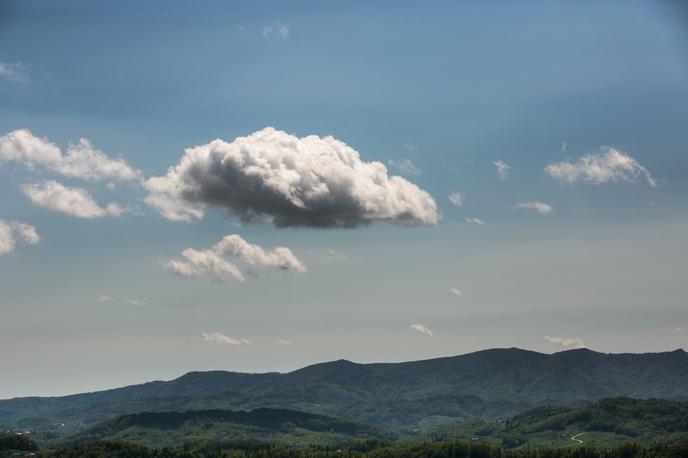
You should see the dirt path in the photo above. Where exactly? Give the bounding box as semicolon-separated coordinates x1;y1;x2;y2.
570;432;585;445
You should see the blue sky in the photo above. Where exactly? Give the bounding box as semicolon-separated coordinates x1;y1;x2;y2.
1;0;687;398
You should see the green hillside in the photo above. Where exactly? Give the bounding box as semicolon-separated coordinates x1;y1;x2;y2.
68;408;391;449
427;397;688;448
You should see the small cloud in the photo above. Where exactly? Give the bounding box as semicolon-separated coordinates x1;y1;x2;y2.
449;288;463;298
323;248;362;264
675;327;683;333
388;158;422;176
410;324;434;336
0;220;40;255
123;298;148;307
162;234;306;283
544;335;585;349
263;23;289;40
493;160;510;180
97;294;113;303
202;331;249;345
21;180;125;219
0;129;142;183
0;62;27;82
276;338;291;346
545;147;656;187
448;192;463;208
561;141;567;154
465;217;485;226
516;201;553;215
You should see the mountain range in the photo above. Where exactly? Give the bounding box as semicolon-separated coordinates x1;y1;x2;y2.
2;347;687;434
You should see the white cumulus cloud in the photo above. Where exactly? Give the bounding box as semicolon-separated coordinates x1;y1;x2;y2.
97;294;113;302
493;160;510;180
544;336;586;349
0;129;141;183
545;147;656;187
163;234;306;283
21;181;125;219
0;220;40;255
516;201;553;214
202;332;249;345
410;324;434;336
144;127;438;228
276;338;291;346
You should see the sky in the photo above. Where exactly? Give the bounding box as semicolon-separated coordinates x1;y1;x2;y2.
1;0;687;398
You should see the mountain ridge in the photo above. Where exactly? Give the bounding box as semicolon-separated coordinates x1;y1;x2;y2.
2;347;686;432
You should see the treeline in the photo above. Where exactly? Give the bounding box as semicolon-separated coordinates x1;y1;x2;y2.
40;440;688;458
507;398;688;437
0;432;39;452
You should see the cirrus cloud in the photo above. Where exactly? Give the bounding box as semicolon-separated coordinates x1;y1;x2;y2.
144;127;438;228
545;147;656;187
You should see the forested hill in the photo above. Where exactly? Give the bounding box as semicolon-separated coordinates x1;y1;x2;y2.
70;407;389;448
2;347;687;431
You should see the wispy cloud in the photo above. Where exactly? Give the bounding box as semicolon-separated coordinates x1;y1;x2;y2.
0;62;27;82
276;338;291;346
202;332;250;345
323;248;362;264
449;288;464;298
465;217;485;226
516;201;553;214
97;294;113;303
493;160;510;180
545;147;656;187
21;181;125;219
388;158;422;176
123;298;149;307
0;220;40;255
263;24;289;40
163;234;306;283
448;192;463;207
410;324;434;336
544;336;585;349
